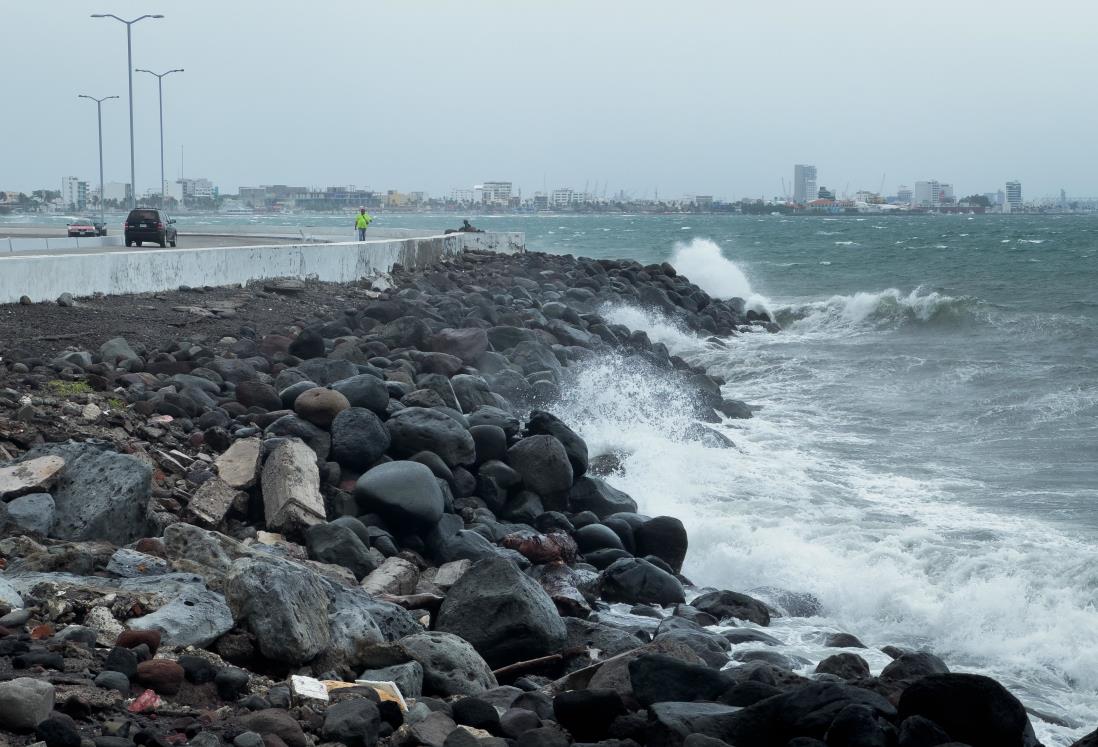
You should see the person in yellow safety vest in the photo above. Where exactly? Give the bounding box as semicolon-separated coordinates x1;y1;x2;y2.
355;207;373;241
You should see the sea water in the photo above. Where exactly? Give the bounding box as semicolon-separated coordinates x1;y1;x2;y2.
6;211;1096;741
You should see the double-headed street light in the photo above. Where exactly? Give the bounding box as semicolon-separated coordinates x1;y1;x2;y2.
90;13;164;209
135;68;183;206
77;94;120;225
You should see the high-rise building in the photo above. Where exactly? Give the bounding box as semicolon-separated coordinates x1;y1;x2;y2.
550;188;574;207
913;180;943;207
61;176;88;210
793;164;817;204
896;185;913;204
482;181;513;205
1005;181;1022;211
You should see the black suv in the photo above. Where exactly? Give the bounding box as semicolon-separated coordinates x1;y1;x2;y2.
124;208;178;247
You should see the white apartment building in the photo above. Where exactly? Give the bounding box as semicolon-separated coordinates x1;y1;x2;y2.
1006;180;1023;211
793;164;817;204
913;180;943;207
61;176;88;210
481;181;513;204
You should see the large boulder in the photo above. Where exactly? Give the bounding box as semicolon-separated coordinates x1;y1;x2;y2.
691;589;771;627
0;677;55;732
436;556;567;668
398;631;498;696
261;438;326;533
526;411;589;478
718;682;897;744
224;557;331;665
355;461;445;528
507;435;573;501
428;328;489;364
635;516;688;573
330;407;391;471
629;653;732;706
306;522;377;580
126;586;233;648
386;407;476;467
599;557;685;606
15;441;150;544
897;673;1037;747
322;698;380;747
568;476;638;519
331;374;391;415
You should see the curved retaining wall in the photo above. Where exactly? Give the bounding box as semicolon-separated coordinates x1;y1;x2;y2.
0;232;524;304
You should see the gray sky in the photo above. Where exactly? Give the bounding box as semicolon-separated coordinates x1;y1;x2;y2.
2;0;1095;200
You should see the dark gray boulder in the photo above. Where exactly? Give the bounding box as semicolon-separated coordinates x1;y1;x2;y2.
17;441;151;544
330;407;391;471
507;435;573;501
306;522;377;580
897;673;1037;747
525;411;589;477
428;328;489;364
321;698;380;747
450;374;497;413
568;476;638;518
635;516;688;573
629;653;732;705
815;652;870;681
265;414;331;461
331;374;391;415
691;589;771;626
356;461;445;528
398;631;498;696
436;556;567;669
224;557;331;665
599;557;685;606
880;652;949;681
386;407;476;467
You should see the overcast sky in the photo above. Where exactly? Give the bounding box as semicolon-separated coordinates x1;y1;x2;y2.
2;0;1094;200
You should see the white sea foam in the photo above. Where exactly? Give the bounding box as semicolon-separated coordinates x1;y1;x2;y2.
557;287;1098;744
669;238;771;311
774;287;975;332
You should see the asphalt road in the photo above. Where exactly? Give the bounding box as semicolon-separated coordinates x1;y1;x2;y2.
0;231;299;256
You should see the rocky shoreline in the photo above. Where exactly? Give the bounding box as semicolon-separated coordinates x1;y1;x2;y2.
0;248;1087;747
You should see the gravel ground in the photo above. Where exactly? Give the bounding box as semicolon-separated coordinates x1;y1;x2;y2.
0;279;382;362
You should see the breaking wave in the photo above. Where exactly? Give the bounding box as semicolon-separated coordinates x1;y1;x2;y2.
669;238;772;312
774;287;983;332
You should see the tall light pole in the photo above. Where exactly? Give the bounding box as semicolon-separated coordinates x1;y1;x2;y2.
90;13;164;209
136;68;183;206
77;94;119;225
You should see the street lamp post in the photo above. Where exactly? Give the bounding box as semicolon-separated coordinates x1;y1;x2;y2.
90;13;164;209
136;68;183;207
77;94;119;225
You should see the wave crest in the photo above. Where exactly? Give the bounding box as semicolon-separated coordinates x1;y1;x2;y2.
776;287;981;332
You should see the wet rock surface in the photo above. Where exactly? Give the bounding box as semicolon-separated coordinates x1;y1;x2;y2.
0;249;1056;747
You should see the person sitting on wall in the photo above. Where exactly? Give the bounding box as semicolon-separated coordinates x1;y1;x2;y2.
446;219;484;234
355;207;373;240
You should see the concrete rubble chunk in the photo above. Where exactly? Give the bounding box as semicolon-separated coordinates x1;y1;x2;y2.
433;559;472;590
215;437;261;489
188;476;240;525
261;438;325;532
0;454;64;500
361;556;419;596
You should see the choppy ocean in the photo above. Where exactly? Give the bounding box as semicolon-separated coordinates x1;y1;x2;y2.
7;211;1097;741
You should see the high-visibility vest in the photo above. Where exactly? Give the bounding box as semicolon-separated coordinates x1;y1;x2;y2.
356;213;371;229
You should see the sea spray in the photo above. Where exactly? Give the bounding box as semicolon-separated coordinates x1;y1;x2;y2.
574;296;1098;744
669;238;772;312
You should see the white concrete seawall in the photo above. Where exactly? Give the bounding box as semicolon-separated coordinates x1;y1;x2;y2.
0;231;524;304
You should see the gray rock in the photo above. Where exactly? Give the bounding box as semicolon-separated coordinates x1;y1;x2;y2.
306;522;377;580
330;375;390;416
691;589;771;627
361;556;419;596
450;375;497;414
18;441;151;544
428;328;489;364
106;548;170;578
94;670;130;695
330;407;391;471
436;556;567;668
99;337;140;363
599;557;685;606
0;677;55;731
386;407;476;467
264;414;331;461
0;577;24;609
507;435;573;500
356;460;445;527
127;586;233;648
360;660;424;698
322;698;380;747
224;557;331;665
399;631;498;696
5;492;55;535
320;585;387;671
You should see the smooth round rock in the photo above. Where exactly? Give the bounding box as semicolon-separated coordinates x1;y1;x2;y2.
294;387;351;428
355;460;446;527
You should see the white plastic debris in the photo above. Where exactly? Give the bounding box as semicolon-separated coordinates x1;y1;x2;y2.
290;674;329;702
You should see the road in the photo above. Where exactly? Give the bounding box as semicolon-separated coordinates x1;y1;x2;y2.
0;230;301;256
